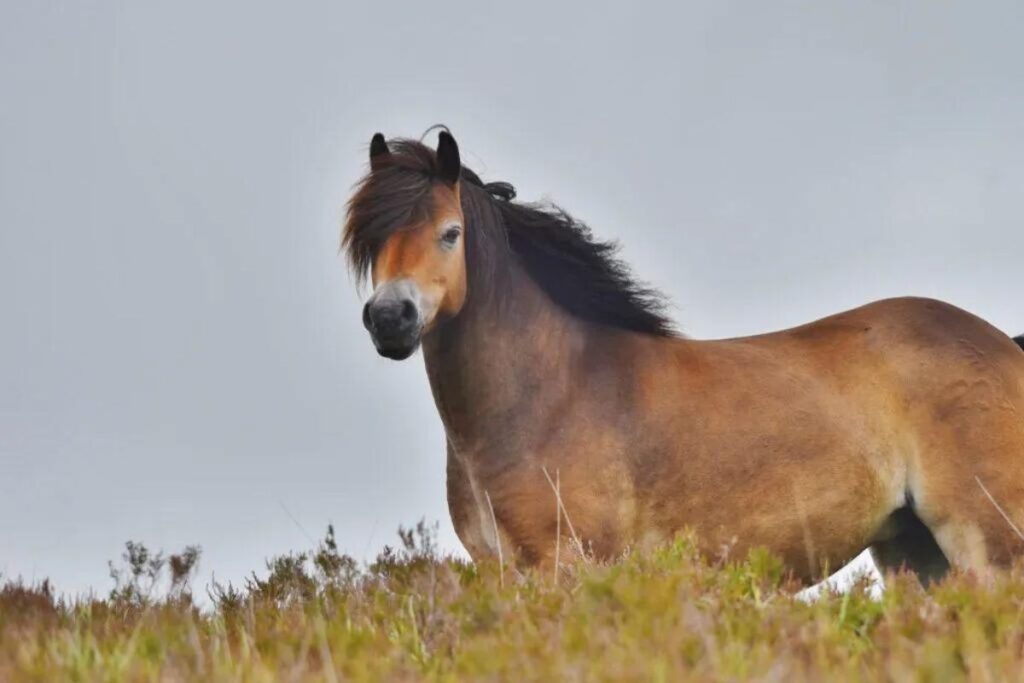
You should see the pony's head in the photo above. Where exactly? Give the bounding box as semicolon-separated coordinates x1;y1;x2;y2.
344;129;675;360
343;131;468;359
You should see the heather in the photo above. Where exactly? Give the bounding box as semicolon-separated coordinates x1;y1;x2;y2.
2;524;1023;681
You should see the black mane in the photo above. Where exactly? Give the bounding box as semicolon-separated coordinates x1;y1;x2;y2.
344;138;675;337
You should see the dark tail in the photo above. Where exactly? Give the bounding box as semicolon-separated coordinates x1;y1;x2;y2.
1015;335;1024;352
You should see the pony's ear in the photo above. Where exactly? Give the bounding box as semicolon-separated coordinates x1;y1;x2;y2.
436;131;461;185
369;133;390;170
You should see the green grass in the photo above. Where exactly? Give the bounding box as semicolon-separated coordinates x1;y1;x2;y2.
3;524;1024;681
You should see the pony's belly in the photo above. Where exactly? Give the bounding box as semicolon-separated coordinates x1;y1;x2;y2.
660;466;903;580
625;426;910;581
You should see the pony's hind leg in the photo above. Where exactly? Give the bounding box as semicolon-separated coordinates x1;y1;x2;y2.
907;329;1024;578
869;506;950;586
910;457;1024;579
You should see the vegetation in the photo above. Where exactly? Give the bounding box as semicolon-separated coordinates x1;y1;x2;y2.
3;524;1024;681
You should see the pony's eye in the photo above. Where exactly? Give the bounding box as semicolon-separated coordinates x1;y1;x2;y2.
441;226;462;247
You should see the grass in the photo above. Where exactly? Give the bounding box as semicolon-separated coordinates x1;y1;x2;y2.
3;523;1024;681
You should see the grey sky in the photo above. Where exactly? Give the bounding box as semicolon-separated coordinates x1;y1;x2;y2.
1;1;1021;596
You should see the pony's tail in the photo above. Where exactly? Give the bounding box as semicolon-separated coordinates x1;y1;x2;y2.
1014;335;1024;352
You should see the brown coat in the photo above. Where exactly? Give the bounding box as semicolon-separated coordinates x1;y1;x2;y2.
428;265;1024;583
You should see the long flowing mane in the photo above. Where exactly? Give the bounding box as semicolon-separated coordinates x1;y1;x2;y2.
343;138;675;337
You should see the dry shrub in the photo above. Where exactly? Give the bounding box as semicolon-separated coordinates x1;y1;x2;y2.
3;525;1024;681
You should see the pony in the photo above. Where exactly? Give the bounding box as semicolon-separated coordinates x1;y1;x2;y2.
343;129;1024;585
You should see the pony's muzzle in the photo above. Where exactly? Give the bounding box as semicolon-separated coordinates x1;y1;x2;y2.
363;281;423;360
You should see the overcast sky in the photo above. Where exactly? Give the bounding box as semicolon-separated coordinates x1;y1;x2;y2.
1;1;1022;597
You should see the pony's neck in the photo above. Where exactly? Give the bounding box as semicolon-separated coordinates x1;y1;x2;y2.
421;262;589;461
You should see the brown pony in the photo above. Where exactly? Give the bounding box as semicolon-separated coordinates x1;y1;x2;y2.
343;130;1024;585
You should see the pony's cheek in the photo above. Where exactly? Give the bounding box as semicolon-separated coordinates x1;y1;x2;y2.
437;268;467;317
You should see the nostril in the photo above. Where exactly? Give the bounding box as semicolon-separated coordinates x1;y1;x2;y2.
400;299;417;323
362;302;373;331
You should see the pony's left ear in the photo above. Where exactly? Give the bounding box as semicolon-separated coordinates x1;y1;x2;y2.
369;132;390;171
436;131;461;186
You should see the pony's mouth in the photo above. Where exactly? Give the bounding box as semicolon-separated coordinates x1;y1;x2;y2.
371;331;422;361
